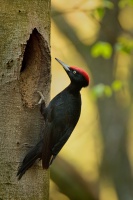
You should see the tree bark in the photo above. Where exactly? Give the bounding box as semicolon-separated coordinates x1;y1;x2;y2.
0;1;51;199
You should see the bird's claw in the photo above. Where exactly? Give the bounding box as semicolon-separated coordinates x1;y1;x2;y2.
36;91;45;105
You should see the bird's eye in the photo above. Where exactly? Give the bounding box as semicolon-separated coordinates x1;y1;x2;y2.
73;70;77;74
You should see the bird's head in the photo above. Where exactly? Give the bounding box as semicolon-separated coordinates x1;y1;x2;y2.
55;58;89;88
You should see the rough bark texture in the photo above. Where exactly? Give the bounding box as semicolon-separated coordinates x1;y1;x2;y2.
0;0;51;199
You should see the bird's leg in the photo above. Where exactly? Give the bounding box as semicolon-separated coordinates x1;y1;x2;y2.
36;91;46;118
49;155;56;166
36;91;45;105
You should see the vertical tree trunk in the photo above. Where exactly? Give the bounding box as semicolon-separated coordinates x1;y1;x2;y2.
0;1;51;199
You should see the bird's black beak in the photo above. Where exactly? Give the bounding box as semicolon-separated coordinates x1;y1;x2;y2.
55;58;70;72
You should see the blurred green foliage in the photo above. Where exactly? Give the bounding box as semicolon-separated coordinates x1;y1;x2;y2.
115;37;133;54
103;0;114;9
119;0;133;7
92;80;123;99
91;42;113;59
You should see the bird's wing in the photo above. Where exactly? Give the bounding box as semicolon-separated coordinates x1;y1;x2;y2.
49;126;74;166
42;125;73;168
51;126;74;156
42;98;75;169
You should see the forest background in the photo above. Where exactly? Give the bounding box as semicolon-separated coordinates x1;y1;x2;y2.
50;0;133;200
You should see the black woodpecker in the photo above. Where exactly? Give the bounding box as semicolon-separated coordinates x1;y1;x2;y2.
17;58;89;180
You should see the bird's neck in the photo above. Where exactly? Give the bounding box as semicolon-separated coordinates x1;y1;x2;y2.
66;83;82;94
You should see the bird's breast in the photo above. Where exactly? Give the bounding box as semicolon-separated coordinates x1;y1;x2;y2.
58;93;81;125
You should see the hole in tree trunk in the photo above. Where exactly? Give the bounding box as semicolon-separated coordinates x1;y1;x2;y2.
19;28;51;108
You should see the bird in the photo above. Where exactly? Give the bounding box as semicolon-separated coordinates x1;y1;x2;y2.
17;58;89;180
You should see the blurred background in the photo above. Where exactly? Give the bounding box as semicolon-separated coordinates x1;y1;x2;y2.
50;0;133;199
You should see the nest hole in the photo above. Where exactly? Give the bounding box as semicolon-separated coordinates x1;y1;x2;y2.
19;28;51;108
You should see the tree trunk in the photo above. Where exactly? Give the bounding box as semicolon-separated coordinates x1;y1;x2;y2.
0;1;51;199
